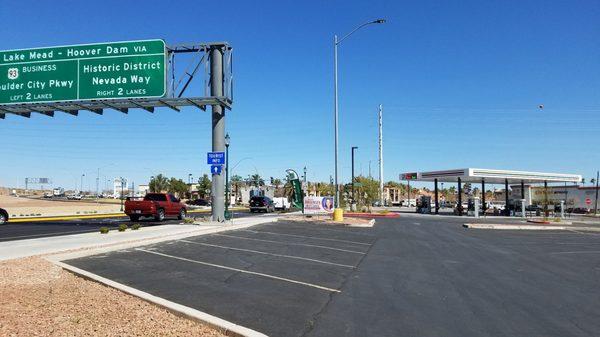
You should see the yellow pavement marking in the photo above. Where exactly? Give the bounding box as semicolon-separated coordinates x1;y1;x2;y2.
7;208;246;223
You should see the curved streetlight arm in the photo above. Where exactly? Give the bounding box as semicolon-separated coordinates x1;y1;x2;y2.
337;19;386;45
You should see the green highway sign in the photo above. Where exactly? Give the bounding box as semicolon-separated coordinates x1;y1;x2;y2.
0;39;166;105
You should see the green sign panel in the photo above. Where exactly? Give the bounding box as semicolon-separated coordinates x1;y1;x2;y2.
0;39;166;105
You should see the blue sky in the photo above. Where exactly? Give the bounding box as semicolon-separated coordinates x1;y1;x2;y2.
0;0;599;191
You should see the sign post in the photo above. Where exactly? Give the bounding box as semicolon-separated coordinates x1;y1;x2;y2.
0;40;166;104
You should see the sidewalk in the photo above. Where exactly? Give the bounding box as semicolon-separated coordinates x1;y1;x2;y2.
0;216;278;261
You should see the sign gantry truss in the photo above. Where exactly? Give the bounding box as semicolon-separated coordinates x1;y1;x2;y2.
0;42;232;119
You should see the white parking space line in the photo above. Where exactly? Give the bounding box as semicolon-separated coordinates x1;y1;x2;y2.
262;222;376;237
240;229;372;246
550;250;600;255
179;240;355;268
211;234;366;255
136;248;341;293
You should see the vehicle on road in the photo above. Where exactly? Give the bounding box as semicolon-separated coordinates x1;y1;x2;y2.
53;187;65;197
125;193;187;222
0;208;8;225
249;196;275;213
186;198;210;206
67;194;82;200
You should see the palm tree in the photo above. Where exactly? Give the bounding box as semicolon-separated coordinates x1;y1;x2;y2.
272;178;283;197
248;174;264;187
149;174;169;192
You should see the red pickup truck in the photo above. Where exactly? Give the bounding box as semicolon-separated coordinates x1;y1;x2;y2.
124;193;187;222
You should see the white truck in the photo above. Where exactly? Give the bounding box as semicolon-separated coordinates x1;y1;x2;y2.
53;187;65;197
273;197;291;210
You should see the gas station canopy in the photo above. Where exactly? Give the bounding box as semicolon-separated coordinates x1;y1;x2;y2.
401;168;582;185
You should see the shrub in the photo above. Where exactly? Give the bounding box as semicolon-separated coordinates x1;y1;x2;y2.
118;224;128;232
131;223;141;230
378;209;391;215
183;217;195;224
100;227;109;234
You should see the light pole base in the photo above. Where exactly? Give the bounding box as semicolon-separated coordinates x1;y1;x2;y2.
333;208;344;222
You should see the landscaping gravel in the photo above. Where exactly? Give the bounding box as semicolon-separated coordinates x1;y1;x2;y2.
0;257;226;337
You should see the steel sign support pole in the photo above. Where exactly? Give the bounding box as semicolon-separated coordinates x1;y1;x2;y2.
481;179;486;212
505;179;510;216
434;179;439;214
210;46;225;222
458;178;462;216
544;180;549;218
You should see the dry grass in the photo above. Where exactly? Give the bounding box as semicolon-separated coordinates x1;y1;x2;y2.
0;257;226;337
0;195;121;217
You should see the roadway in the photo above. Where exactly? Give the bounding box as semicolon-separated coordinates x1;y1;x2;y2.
0;210;254;243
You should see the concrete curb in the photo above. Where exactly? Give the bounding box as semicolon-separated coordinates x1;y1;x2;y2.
43;217;278;337
51;260;267;337
344;212;399;218
348;219;376;227
464;223;600;232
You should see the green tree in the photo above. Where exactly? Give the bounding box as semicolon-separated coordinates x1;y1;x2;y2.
272;178;283;197
168;178;189;198
283;181;295;200
248;174;264;187
197;174;212;199
353;176;379;210
149;174;169;193
315;182;334;197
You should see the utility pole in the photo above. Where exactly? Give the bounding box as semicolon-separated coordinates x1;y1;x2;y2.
369;160;372;179
378;104;384;206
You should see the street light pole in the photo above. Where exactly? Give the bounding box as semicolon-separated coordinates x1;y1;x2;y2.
333;19;386;209
351;146;358;207
80;174;85;194
225;133;231;220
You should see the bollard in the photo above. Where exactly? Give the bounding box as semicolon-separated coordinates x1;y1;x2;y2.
560;200;565;219
521;199;526;219
474;197;480;218
333;208;344;222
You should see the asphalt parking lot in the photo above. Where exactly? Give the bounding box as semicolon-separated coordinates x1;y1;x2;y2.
65;216;600;337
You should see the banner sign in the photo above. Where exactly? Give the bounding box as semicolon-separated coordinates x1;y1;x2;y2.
303;196;334;214
0;39;166;104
